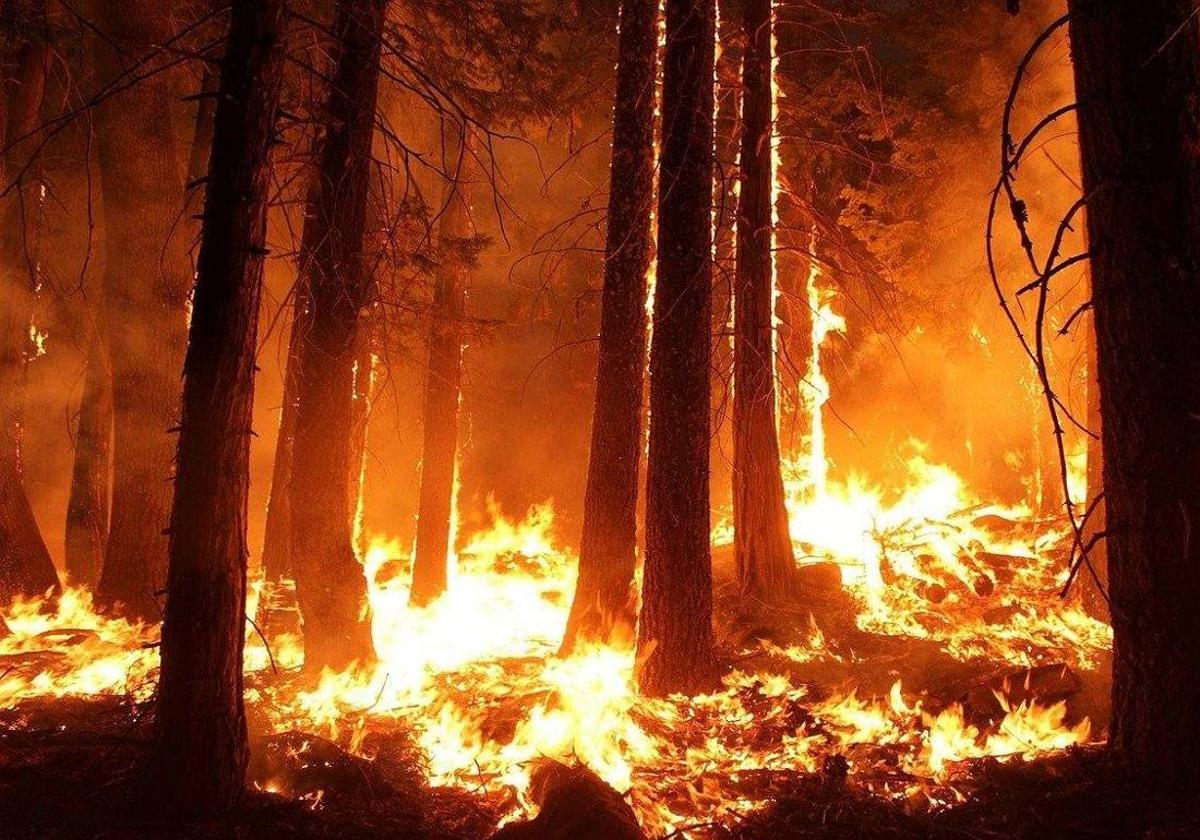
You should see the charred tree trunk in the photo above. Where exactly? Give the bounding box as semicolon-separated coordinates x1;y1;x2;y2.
1067;0;1200;788
290;0;387;672
635;0;719;697
732;0;797;603
560;0;657;650
64;327;112;588
410;126;473;607
151;0;288;813
89;0;191;620
0;2;60;604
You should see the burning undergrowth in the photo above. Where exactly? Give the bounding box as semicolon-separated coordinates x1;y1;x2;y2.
1;466;1112;838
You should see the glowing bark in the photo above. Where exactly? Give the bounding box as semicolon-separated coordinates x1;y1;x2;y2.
289;0;387;672
410;126;472;607
560;0;657;649
636;0;719;697
732;0;797;603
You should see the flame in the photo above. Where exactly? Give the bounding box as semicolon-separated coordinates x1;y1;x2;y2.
3;483;1101;835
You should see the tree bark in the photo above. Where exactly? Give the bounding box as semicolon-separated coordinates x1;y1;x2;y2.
89;0;191;620
1067;0;1200;788
290;0;387;672
1079;303;1107;621
635;0;719;697
151;0;288;814
0;1;60;604
64;327;112;588
732;0;797;603
560;0;657;651
410;125;473;607
260;182;318;585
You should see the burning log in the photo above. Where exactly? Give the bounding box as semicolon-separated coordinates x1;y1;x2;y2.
489;759;646;840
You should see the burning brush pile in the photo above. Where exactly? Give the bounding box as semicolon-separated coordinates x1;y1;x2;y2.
1;459;1111;838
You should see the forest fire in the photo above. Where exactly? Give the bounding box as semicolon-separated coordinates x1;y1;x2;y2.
4;0;1200;837
3;391;1108;835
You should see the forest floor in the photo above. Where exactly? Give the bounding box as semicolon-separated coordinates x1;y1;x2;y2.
2;694;1197;840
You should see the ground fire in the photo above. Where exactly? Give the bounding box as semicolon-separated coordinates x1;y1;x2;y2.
1;0;1198;838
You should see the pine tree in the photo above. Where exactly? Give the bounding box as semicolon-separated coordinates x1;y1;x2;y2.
289;0;389;672
1067;0;1200;788
635;0;720;697
151;0;288;812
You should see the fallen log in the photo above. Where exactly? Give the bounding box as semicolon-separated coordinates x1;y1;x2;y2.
488;759;646;840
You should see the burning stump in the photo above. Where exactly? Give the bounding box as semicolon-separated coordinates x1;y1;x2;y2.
488;759;646;840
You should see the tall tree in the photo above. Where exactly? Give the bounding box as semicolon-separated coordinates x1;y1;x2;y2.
0;0;60;604
290;0;387;672
64;327;111;588
409;122;473;607
732;0;797;602
89;0;191;620
260;176;318;588
1067;0;1200;787
152;0;288;812
559;0;657;651
635;0;719;697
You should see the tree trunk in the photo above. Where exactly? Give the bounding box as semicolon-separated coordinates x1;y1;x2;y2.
410;125;473;607
64;327;112;588
260;181;318;586
635;0;719;697
348;303;378;555
1067;0;1200;788
1079;304;1107;621
290;0;387;672
89;0;191;620
732;0;797;603
560;0;657;651
151;0;287;813
0;1;60;604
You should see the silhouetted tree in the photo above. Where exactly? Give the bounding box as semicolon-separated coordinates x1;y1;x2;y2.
560;0;657;651
635;0;719;697
1067;0;1200;788
290;0;388;672
151;0;288;813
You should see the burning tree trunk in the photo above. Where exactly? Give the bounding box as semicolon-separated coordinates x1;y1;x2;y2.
151;0;288;813
410;125;472;607
348;303;378;553
0;1;60;604
1067;0;1200;787
732;0;797;603
290;0;387;672
64;328;112;588
635;0;719;697
559;0;656;650
89;1;191;620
